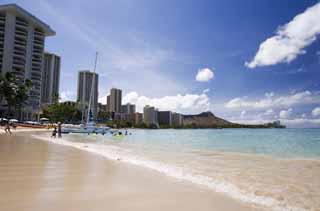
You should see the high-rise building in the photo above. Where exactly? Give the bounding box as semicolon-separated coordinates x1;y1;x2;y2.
106;95;110;112
0;4;55;119
158;111;172;126
77;70;99;119
172;112;183;127
134;112;143;125
109;88;122;113
143;105;158;127
121;103;136;114
41;52;60;105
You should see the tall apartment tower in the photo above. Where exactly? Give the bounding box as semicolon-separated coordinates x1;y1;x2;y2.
0;4;55;119
77;70;99;119
158;111;172;126
121;103;136;114
109;88;122;113
106;95;110;112
41;52;60;105
143;105;159;127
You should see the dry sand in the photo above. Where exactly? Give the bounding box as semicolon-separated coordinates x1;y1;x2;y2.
0;132;259;211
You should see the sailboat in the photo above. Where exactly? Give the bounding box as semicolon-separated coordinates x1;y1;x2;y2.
62;53;110;134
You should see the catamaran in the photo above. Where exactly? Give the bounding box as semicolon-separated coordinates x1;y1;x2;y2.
62;53;110;134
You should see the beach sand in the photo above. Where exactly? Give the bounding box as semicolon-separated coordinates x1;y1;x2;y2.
0;132;259;211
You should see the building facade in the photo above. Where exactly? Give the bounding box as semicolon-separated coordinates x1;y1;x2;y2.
106;95;110;112
172;112;183;127
158;111;172;126
143;105;158;126
121;103;136;114
134;112;143;125
77;70;99;119
0;4;55;119
41;52;60;105
109;88;122;113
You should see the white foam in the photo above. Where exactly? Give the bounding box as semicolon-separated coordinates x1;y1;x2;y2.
32;134;306;211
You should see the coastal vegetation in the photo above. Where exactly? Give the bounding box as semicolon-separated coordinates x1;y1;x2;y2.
40;102;285;129
41;102;82;123
0;72;32;118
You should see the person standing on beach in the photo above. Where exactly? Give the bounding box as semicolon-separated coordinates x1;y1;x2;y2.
57;122;62;138
4;122;12;135
51;127;57;138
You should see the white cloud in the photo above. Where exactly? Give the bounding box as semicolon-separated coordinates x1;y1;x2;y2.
203;88;210;93
312;107;320;117
225;90;320;110
264;109;274;116
279;108;293;119
122;91;210;114
246;3;320;68
240;110;247;119
195;68;214;82
60;90;76;102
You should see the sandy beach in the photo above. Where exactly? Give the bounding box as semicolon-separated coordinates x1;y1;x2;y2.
0;131;259;211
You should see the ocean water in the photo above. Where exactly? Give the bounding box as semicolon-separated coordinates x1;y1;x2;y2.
36;129;320;211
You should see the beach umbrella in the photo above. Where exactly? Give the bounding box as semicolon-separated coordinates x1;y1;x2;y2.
40;118;49;121
9;119;19;122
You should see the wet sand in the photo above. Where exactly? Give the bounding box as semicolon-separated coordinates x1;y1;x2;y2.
0;132;258;211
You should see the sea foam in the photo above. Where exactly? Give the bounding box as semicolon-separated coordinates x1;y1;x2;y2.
33;134;306;211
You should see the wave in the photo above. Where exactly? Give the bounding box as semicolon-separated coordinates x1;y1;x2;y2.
33;134;306;211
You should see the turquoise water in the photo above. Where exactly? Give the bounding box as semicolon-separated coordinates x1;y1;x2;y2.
106;129;320;159
41;128;320;210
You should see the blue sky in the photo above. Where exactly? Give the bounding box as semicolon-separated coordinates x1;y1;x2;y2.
3;0;320;127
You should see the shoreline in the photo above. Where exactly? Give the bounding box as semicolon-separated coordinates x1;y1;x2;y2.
0;131;258;211
30;131;320;211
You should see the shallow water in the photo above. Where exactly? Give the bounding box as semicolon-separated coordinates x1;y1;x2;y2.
38;129;320;211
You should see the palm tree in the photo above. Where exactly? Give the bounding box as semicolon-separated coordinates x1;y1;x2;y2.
0;72;32;118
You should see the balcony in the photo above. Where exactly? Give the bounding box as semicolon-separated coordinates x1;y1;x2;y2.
13;56;26;63
15;20;28;28
14;48;26;55
33;40;43;46
34;37;44;43
31;72;41;78
14;41;27;48
15;31;28;38
15;36;27;43
34;29;44;36
12;63;25;69
14;50;26;57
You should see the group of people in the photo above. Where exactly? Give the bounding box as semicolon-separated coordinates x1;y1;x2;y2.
51;122;62;138
111;130;131;136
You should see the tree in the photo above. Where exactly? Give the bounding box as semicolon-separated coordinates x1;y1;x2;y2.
0;72;32;118
41;103;82;123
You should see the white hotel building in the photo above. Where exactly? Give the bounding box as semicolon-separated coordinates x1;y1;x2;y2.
0;4;55;119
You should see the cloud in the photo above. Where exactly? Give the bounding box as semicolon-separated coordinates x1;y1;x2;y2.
122;91;210;114
203;88;210;93
246;3;320;68
279;108;293;119
60;90;76;102
225;90;320;110
312;107;320;117
195;68;214;82
240;110;247;119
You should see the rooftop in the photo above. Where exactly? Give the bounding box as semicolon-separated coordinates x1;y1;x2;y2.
0;3;55;36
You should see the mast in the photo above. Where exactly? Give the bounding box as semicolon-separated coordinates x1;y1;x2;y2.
87;52;98;124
